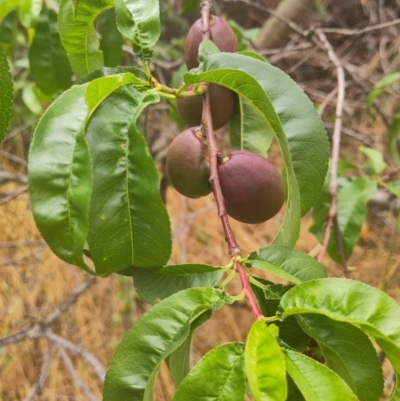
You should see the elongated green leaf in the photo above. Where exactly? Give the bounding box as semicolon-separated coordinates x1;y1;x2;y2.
229;96;274;156
86;87;171;275
58;0;113;78
367;72;400;112
389;113;400;166
167;331;193;388
28;85;92;271
0;9;18;57
359;146;387;175
103;288;232;401
19;0;42;29
328;177;377;262
0;43;12;142
132;264;224;304
29;6;73;94
185;53;329;247
249;244;327;283
28;73;142;274
385;180;400;198
298;314;383;401
98;8;123;67
245;321;287;401
279;278;400;400
287;375;305;401
114;0;160;61
172;342;245;401
283;348;357;400
0;0;19;22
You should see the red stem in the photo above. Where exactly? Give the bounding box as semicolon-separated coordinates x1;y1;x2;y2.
200;1;261;319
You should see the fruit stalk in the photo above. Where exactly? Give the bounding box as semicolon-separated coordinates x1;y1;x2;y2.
235;260;264;320
200;2;240;256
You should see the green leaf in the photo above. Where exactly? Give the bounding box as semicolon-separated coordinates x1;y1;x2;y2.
182;0;199;13
283;348;357;400
389;113;400;166
385;180;400;198
367;72;400;112
167;331;193;388
328;177;377;262
172;342;245;401
28;73;141;274
19;0;43;29
359;146;387;175
86;86;171;275
185;53;329;247
0;43;13;142
245;321;287;401
229;96;274;156
114;0;160;61
73;66;148;85
298;314;383;401
249;244;327;283
279;278;400;400
198;39;220;65
98;8;123;67
58;0;113;78
103;288;232;401
0;0;19;22
132;264;224;304
0;9;18;57
29;6;73;95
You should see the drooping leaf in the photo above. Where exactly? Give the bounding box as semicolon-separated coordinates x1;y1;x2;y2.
185;53;329;247
0;43;13;142
328;177;377;262
86;86;171;275
28;73;142;274
58;0;113;78
132;264;224;304
114;0;160;61
172;342;245;401
19;0;43;29
29;5;73;94
389;113;400;166
359;146;387;175
103;288;232;401
229;96;274;156
249;244;327;283
0;0;19;22
98;8;124;67
279;278;400;400
245;321;287;401
298;314;383;401
283;348;357;400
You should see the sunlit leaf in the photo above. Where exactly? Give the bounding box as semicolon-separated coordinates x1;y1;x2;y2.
245;321;287;401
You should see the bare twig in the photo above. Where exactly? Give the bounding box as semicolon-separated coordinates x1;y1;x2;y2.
320;19;400;35
0;171;28;185
314;30;349;276
0;149;28;166
59;348;100;401
0;185;28;205
22;345;54;401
